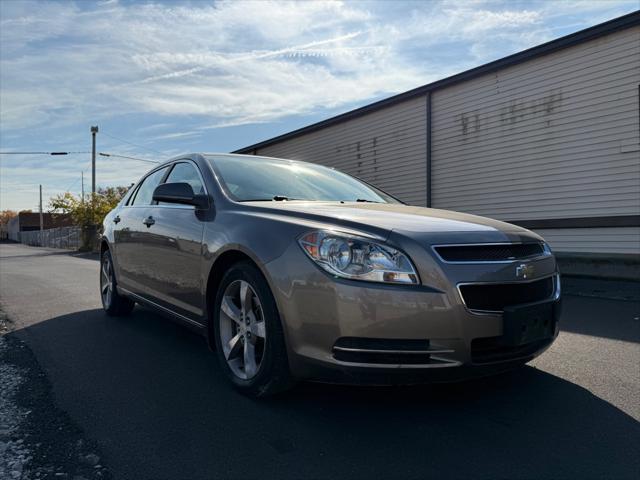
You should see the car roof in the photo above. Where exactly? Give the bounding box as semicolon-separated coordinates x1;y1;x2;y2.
163;152;321;168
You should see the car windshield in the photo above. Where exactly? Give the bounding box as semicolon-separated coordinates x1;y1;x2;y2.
207;155;400;204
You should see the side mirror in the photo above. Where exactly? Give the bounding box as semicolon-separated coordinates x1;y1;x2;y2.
152;182;208;208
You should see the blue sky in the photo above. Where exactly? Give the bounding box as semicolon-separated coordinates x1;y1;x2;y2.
1;0;637;211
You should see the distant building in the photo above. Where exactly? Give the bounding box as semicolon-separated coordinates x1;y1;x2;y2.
7;212;73;241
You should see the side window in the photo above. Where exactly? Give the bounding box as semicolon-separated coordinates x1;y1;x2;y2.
130;167;169;206
165;162;205;195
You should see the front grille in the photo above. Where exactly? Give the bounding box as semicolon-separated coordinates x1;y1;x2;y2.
459;276;554;312
434;243;544;262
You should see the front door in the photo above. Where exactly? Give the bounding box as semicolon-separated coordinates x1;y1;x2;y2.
113;165;170;297
138;161;207;323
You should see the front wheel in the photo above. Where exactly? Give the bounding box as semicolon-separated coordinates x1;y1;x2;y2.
100;249;135;316
213;261;292;397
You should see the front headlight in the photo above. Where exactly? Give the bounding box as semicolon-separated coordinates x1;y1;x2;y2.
298;230;419;285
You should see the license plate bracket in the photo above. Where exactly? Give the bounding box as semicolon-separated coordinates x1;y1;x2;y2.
503;302;555;346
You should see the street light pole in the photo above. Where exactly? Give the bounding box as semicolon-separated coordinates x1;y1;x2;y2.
39;184;44;245
91;126;99;194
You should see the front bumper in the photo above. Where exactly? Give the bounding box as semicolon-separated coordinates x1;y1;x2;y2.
264;242;560;384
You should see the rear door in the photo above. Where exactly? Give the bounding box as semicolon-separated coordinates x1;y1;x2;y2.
113;165;170;296
136;161;208;323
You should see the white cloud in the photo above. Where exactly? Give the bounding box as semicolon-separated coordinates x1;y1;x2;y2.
3;0;540;133
151;131;202;141
0;1;394;131
1;0;635;132
0;0;637;210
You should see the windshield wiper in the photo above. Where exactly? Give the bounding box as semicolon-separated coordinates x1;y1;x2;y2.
355;198;382;203
238;195;300;202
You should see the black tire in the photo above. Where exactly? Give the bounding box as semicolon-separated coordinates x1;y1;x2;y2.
212;260;293;397
100;249;135;317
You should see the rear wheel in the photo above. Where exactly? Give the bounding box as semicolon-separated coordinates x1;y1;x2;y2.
213;261;292;396
100;249;135;316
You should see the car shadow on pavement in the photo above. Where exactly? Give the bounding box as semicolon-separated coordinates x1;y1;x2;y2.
559;295;640;343
10;306;640;480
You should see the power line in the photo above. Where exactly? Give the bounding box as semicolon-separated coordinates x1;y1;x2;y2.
98;152;159;164
0;151;50;155
64;177;81;193
0;151;90;155
100;131;164;155
0;150;158;164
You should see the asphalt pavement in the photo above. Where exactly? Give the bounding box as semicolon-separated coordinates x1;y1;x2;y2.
0;242;638;479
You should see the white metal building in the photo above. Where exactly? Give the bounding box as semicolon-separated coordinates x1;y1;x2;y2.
235;13;640;275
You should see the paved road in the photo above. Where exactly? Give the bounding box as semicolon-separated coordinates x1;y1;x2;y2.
1;243;639;479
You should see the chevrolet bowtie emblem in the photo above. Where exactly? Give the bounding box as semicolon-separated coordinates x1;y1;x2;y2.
516;263;535;279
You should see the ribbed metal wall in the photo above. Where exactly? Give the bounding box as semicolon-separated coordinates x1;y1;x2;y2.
256;96;428;206
431;26;639;220
251;25;640;254
532;227;640;254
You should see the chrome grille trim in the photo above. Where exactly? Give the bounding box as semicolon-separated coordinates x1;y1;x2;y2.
333;346;455;355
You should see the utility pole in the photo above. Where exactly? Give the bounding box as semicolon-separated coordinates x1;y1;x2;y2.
81;171;85;202
39;184;44;245
91;125;99;194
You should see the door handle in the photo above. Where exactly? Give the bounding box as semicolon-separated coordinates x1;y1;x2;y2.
143;216;155;227
113;215;121;224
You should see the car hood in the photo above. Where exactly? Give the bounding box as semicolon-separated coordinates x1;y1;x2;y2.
241;201;534;239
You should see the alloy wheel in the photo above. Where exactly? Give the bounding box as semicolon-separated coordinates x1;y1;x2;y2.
219;280;266;380
101;256;113;309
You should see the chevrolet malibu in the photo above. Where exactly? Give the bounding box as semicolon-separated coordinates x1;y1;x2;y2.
100;153;561;396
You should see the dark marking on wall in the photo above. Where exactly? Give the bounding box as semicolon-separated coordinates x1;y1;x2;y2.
460;114;469;134
457;90;563;138
459;111;481;136
332;127;410;187
499;90;563;126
